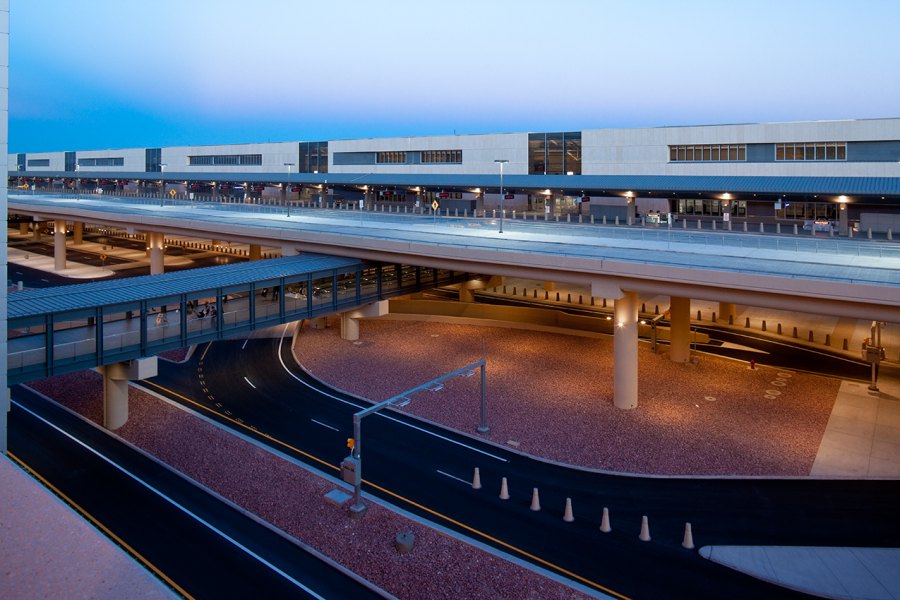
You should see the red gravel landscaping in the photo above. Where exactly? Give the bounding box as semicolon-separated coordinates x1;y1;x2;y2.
293;318;839;476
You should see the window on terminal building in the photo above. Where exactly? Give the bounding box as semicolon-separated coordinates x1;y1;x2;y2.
421;149;462;163
669;144;746;161
528;132;581;174
376;151;408;164
774;142;846;161
188;154;263;166
77;157;125;167
26;158;50;167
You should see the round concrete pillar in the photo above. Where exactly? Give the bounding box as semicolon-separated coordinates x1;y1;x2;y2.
718;302;737;324
614;291;639;410
54;220;67;271
249;244;262;261
103;374;129;430
73;221;84;245
669;296;691;363
148;232;165;275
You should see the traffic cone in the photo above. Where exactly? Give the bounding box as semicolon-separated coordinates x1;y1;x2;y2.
599;507;611;532
499;477;510;500
639;515;651;541
472;467;482;490
563;498;574;522
682;522;695;550
530;488;541;511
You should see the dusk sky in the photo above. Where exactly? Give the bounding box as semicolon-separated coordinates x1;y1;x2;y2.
10;0;900;152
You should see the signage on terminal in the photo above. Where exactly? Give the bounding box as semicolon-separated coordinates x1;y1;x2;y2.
505;194;515;200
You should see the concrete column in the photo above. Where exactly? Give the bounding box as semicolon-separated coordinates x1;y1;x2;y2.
211;239;221;250
839;203;849;236
459;287;474;303
148;232;165;275
73;221;84;245
98;359;157;430
718;302;737;324
249;244;262;260
364;189;374;208
18;222;28;235
340;301;389;341
669;296;691;363
613;291;639;410
626;198;636;226
54;220;67;271
543;281;556;291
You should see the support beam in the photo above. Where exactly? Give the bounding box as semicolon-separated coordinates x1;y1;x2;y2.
53;220;67;271
249;244;262;261
669;296;691;363
148;232;165;275
18;222;27;235
614;291;639;409
73;221;84;245
340;301;389;341
97;358;158;430
839;203;849;236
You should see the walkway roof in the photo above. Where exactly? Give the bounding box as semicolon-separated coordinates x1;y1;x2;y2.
8;254;362;319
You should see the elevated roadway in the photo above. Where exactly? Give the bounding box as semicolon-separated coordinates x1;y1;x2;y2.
9;193;900;323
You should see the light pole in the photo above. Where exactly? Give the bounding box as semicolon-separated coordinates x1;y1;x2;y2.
284;162;295;217
494;159;509;234
159;163;167;207
75;164;81;201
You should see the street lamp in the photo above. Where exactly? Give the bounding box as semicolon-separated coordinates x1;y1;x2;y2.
494;159;509;234
284;162;295;217
159;163;168;207
75;163;81;201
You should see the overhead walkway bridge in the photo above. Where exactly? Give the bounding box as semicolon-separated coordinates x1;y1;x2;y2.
7;254;472;385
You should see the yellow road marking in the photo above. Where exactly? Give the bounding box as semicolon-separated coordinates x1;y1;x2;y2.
145;381;628;598
7;451;194;600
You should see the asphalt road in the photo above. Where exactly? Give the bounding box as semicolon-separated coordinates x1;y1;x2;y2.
146;333;900;598
8;386;390;600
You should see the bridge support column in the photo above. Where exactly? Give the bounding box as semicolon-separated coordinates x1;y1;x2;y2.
543;281;556;292
148;232;165;275
249;244;262;260
32;222;42;241
340;301;389;341
718;302;736;324
669;296;691;363
614;291;639;410
72;222;84;245
456;278;494;302
18;222;28;235
96;358;157;430
53;220;67;271
839;202;849;236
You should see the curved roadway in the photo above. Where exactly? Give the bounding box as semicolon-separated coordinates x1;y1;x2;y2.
143;331;900;599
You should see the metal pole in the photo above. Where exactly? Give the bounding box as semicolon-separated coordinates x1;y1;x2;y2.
284;162;294;217
495;159;508;234
159;164;167;207
477;358;489;433
350;413;365;515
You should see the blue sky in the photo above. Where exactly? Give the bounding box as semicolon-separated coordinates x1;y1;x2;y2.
10;0;900;152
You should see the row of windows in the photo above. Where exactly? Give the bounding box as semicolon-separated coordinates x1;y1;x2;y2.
421;150;462;164
775;142;846;161
188;154;263;166
669;144;746;162
78;157;124;167
377;151;407;164
26;159;50;167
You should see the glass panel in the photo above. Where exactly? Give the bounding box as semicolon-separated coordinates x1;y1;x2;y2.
728;145;737;161
702;145;710;161
311;276;333;308
400;265;417;288
669;146;676;161
528;134;545;174
564;134;582;174
737;145;746;161
335;270;357;303
826;143;836;160
686;146;695;161
837;143;846;160
677;146;686;161
546;133;564;174
775;144;784;160
711;146;720;161
785;144;795;160
816;143;826;160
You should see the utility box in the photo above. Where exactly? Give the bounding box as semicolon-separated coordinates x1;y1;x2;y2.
863;346;885;363
341;455;360;485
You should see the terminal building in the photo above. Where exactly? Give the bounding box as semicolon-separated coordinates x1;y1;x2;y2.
9;117;900;234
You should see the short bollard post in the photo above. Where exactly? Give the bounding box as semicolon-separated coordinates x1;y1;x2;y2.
729;315;734;325
808;330;814;342
499;477;510;500
472;467;482;490
712;311;717;323
600;507;612;533
745;317;751;328
697;310;702;321
639;515;651;542
563;498;574;522
762;320;767;332
641;303;646;313
825;334;831;346
556;292;560;301
530;488;541;512
793;326;798;338
682;523;695;550
567;293;571;303
777;323;782;335
843;338;849;351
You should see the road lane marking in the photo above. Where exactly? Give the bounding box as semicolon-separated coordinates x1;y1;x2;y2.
243;376;256;389
7;451;195;600
276;326;507;463
242;339;250;350
436;470;471;485
11;401;329;600
311;419;339;432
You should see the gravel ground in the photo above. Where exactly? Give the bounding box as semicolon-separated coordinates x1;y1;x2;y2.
294;318;839;476
28;371;591;599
